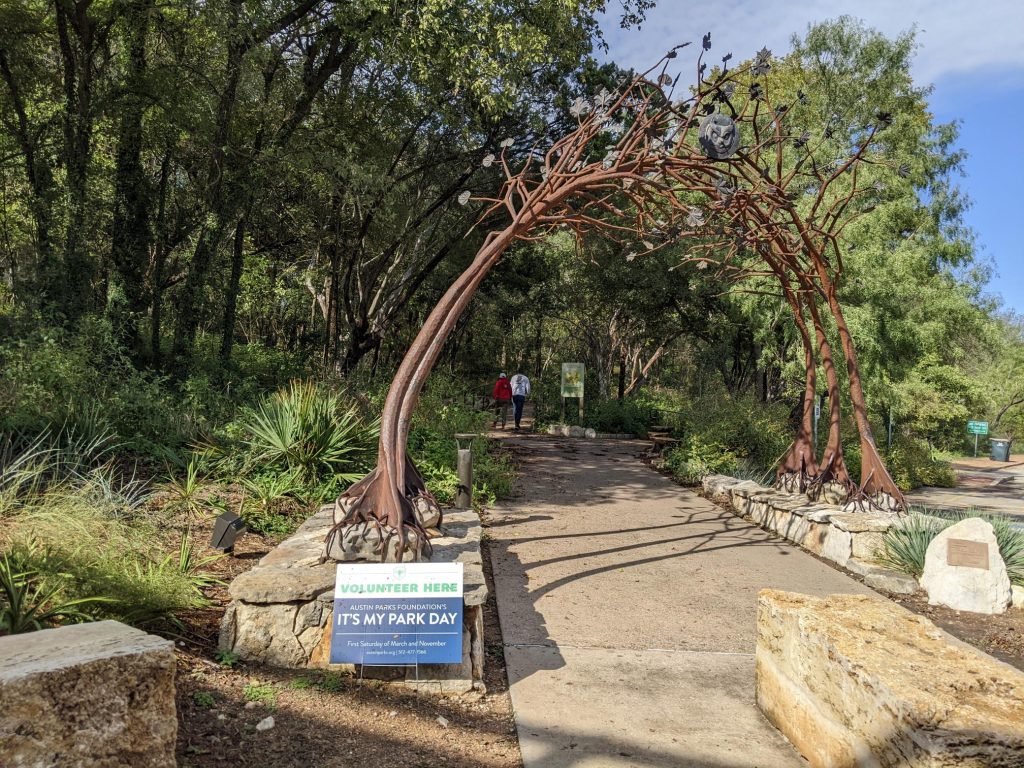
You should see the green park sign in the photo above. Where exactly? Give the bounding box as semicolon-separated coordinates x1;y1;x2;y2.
561;363;584;398
967;421;989;436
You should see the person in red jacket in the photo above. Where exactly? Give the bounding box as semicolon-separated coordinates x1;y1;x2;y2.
492;373;513;429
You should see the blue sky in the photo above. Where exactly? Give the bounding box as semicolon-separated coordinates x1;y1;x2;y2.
596;0;1024;312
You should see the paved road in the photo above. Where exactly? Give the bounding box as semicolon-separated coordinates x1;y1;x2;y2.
907;457;1024;523
489;436;875;768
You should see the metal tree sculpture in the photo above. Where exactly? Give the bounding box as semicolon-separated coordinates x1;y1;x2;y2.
325;37;907;562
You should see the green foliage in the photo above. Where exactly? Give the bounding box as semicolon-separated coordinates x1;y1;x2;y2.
244;683;277;708
875;513;948;578
192;691;216;709
641;390;792;474
582;399;655;435
883;437;956;490
214;649;241;668
407;381;515;506
160;457;210;518
0;545;111;634
1;436;221;628
0;320;198;459
233;381;378;498
878;510;1024;585
664;436;738;486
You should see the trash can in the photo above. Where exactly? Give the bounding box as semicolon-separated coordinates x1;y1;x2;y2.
990;438;1012;462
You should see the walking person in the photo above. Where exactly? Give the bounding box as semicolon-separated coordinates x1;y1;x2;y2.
492;373;513;429
510;372;531;430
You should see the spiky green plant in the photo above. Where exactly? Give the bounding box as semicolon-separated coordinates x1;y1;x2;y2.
236;381;377;486
160;457;209;517
878;509;1024;586
0;546;111;634
875;513;949;578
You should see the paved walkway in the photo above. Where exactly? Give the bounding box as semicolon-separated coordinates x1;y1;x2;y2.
489;436;875;768
907;457;1024;523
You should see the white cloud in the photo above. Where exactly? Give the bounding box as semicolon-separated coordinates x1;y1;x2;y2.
598;0;1024;85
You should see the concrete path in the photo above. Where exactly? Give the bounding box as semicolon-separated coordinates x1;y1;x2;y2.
907;458;1024;523
489;436;875;768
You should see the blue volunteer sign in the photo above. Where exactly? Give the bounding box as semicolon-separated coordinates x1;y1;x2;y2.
330;562;464;665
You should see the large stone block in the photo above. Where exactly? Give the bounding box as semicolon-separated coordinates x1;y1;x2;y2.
0;620;176;768
851;529;887;561
820;527;852;567
800;521;830;555
921;518;1012;614
756;590;1024;767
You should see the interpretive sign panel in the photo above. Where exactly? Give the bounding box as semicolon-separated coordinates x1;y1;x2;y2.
966;420;989;436
561;363;584;398
330;563;464;665
947;539;990;570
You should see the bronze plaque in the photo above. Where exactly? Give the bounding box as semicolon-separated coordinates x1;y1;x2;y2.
947;539;990;570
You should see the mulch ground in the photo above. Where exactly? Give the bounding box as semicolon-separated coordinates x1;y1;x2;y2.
172;511;521;768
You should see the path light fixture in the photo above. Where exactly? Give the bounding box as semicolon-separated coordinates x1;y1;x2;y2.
211;510;247;553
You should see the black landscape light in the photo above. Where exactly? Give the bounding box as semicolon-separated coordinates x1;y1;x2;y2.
210;510;247;553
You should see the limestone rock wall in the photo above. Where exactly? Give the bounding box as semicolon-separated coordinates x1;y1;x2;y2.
0;620;176;768
756;590;1024;767
220;505;488;693
702;475;919;594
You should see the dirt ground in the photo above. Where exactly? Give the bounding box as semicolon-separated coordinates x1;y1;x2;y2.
173;511;521;768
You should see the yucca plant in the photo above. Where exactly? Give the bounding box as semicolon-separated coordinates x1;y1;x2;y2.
241;471;303;512
0;546;111;634
0;434;55;515
160;457;209;517
878;509;1024;586
168;528;224;596
876;513;949;578
237;381;377;486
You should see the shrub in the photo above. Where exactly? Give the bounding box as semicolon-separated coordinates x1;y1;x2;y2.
407;381;514;506
664;435;737;485
5;488;220;628
878;510;1024;585
875;513;948;578
884;437;956;490
233;381;378;499
0;544;112;634
582;399;655;435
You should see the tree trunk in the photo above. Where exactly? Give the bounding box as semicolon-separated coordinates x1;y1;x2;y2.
109;0;152;356
219;214;247;368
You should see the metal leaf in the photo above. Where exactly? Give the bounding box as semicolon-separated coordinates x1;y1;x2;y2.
569;97;592;119
658;74;673;87
686;207;705;227
482;153;495;168
702;32;712;51
457;191;472;205
500;138;514;148
897;164;911;178
594;88;613;109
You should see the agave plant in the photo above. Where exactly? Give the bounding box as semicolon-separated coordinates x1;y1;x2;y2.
237;381;378;486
